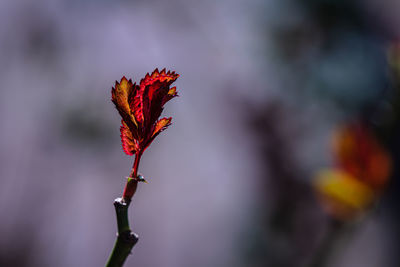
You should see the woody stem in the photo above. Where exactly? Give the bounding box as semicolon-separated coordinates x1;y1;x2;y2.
106;198;138;267
106;152;142;267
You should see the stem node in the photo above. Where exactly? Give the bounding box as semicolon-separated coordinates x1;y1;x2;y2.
106;198;138;267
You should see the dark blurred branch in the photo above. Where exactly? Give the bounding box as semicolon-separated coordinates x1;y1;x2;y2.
106;198;138;267
244;101;320;266
306;219;344;267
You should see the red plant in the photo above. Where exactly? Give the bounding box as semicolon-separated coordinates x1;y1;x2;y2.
111;68;179;201
314;122;392;220
332;123;391;192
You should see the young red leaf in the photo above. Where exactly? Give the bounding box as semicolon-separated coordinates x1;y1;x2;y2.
120;120;137;156
111;69;179;155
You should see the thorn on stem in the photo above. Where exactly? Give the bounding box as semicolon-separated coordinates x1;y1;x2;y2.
119;231;139;246
127;174;148;183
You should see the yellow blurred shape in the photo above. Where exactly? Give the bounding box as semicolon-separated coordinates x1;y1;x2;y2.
314;169;375;221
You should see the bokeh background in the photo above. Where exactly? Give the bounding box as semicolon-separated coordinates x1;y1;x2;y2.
1;0;400;266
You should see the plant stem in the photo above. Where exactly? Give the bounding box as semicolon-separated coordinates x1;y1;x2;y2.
106;152;142;267
106;198;138;267
122;152;142;202
307;219;344;267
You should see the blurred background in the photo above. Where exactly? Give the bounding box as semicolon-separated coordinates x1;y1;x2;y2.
1;0;400;266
